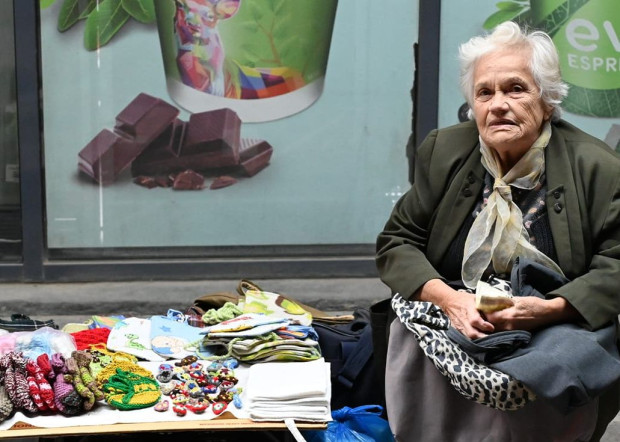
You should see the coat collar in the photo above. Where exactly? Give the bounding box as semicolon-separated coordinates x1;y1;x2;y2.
427;121;584;278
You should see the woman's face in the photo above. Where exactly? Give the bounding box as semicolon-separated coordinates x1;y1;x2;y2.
471;49;552;166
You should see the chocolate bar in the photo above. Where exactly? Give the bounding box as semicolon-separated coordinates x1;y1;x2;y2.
114;93;179;145
78;93;179;184
131;109;242;176
238;139;273;176
131;137;273;178
183;108;241;163
78;129;145;185
78;94;273;187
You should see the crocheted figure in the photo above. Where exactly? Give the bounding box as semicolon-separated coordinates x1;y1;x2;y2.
65;357;95;411
25;359;56;412
0;352;38;413
50;353;83;415
72;350;104;401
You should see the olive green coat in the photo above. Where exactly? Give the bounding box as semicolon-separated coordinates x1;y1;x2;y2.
377;119;620;330
376;119;620;440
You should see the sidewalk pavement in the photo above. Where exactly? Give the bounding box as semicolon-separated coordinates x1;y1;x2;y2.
0;277;618;441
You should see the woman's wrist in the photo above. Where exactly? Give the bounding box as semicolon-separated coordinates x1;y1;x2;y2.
544;296;582;324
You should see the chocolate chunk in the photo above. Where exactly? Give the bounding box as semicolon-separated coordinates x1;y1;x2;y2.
210;176;238;190
239;139;273;176
182;108;241;165
78;129;144;185
133;175;158;189
78;93;179;185
114;93;180;145
172;169;205;190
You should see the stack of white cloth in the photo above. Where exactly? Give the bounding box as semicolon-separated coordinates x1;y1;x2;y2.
245;358;332;422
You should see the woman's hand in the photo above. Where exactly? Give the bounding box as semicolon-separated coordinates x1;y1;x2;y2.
485;295;582;331
414;279;494;339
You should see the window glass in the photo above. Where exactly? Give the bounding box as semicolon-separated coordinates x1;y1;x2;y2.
39;0;416;255
438;0;620;147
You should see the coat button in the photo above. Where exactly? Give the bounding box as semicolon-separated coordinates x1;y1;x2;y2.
468;174;475;184
463;187;472;197
553;202;563;213
553;191;561;199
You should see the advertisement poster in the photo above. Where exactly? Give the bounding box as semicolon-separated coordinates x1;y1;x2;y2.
39;0;416;249
438;0;620;150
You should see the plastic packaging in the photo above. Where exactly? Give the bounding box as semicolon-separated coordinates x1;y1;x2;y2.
303;405;394;442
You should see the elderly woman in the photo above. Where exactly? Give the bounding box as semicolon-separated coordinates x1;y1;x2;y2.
376;21;620;441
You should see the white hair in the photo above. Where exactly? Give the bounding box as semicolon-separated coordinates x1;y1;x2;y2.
459;21;568;121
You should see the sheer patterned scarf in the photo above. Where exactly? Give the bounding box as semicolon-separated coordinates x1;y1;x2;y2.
461;122;563;288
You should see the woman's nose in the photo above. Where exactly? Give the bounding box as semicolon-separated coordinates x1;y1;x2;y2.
489;93;509;113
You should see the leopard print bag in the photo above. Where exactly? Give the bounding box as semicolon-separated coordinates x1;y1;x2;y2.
391;294;535;411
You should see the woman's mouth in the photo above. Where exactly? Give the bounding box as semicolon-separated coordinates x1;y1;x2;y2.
490;119;516;127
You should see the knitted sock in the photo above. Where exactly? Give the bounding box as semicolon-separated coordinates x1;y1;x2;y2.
26;359;56;411
26;374;47;411
3;352;38;413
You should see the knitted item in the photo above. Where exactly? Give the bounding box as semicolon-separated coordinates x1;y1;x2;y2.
50;353;83;415
202;302;243;325
73;351;104;401
70;328;111;351
0;352;38;413
25;359;56;412
26;374;46;411
102;369;161;410
96;359;153;390
0;385;13;422
88;345;138;380
65;357;95;410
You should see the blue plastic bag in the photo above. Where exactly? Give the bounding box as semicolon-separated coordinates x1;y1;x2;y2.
303;405;394;442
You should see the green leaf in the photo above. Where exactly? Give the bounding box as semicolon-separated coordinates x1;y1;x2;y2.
482;5;527;30
58;0;95;32
121;0;155;24
496;1;525;11
78;0;98;19
273;0;287;15
562;86;620;118
83;0;130;50
249;1;266;22
40;0;57;9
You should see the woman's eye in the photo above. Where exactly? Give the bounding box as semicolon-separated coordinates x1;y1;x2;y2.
511;84;524;93
476;90;492;101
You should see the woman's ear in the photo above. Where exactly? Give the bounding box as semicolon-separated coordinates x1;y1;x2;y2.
544;105;554;121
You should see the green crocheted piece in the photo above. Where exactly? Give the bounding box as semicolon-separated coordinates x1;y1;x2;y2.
103;369;161;410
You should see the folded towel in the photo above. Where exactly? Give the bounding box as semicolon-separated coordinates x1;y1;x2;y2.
245;358;331;422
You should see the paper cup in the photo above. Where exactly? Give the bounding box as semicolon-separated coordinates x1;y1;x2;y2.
155;0;338;122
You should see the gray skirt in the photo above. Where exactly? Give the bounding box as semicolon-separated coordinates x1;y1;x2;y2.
385;318;598;442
